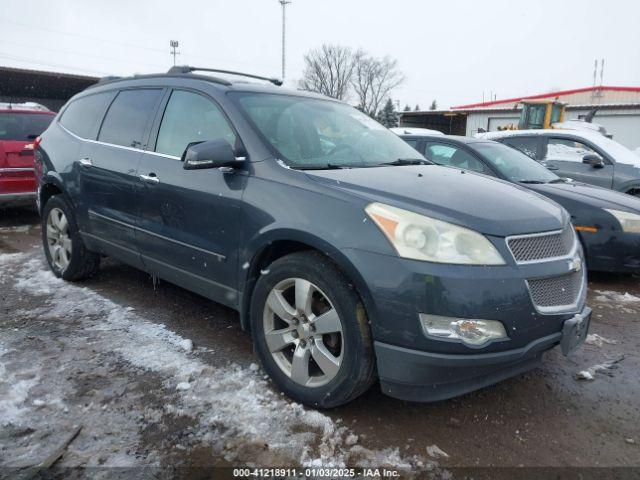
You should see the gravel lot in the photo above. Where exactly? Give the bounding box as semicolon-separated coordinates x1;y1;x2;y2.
1;207;639;478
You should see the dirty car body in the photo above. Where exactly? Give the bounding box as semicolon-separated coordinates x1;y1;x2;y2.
35;70;590;405
398;133;640;274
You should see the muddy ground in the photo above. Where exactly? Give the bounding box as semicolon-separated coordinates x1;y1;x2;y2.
0;207;639;479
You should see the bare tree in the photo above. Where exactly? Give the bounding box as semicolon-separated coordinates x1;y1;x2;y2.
298;44;355;100
351;52;404;117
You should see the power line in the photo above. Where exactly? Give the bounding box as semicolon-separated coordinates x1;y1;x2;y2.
1;39;166;70
0;52;111;76
0;17;166;54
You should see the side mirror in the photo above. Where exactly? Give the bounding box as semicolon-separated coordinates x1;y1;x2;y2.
182;139;242;170
582;153;604;168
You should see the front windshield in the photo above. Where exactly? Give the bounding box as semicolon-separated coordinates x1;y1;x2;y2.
232;92;424;169
473;142;559;183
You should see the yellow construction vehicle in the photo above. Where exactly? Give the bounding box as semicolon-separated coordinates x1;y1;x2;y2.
497;100;567;131
518;100;566;129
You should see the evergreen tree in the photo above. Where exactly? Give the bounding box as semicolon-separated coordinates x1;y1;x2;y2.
430;99;438;110
403;104;411;112
414;104;420;111
377;98;399;128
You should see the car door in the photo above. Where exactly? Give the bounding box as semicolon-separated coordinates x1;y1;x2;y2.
542;136;614;188
135;88;246;308
79;88;164;267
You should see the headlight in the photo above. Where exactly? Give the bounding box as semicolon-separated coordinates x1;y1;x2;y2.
604;209;640;233
419;314;508;346
365;202;505;265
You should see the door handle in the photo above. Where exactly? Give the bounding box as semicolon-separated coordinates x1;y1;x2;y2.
139;173;160;184
78;157;92;167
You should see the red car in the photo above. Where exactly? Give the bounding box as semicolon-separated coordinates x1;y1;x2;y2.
0;103;55;208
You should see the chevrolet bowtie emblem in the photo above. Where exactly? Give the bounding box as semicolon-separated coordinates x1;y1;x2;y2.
568;257;582;273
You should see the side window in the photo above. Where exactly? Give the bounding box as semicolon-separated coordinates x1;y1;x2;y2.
545;137;596;162
403;138;423;154
155;90;236;158
424;142;487;173
98;89;162;148
59;91;115;140
502;136;539;159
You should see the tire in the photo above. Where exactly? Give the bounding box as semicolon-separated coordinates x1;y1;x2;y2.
42;194;100;281
250;251;375;408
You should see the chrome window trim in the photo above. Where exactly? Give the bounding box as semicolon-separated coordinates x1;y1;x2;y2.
506;227;577;265
59;123;144;153
88;209;226;260
60;122;183;160
142;150;181;161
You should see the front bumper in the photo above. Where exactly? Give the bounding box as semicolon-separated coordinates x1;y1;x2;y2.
376;306;591;402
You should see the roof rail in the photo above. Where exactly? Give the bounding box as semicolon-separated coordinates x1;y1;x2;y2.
96;75;123;84
168;66;283;86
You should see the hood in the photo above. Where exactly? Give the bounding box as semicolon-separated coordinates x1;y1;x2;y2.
527;181;640;212
305;165;566;237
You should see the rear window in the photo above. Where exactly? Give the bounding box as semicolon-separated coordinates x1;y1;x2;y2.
60;92;116;140
98;89;162;148
0;113;53;141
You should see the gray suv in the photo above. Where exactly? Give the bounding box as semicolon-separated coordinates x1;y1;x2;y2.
480;129;640;195
35;67;590;407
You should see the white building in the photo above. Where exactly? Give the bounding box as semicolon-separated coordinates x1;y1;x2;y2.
400;86;640;150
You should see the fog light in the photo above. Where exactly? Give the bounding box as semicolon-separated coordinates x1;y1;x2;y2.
419;314;508;346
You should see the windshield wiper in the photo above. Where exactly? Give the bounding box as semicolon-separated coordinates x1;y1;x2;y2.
548;178;567;183
295;163;353;170
519;179;546;184
379;158;431;166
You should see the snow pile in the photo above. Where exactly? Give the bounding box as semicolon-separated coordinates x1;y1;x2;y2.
0;344;41;427
594;290;640;303
585;334;618;348
575;357;624;381
5;254;431;471
426;445;449;459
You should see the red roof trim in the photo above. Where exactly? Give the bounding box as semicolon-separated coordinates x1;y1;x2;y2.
452;86;640;110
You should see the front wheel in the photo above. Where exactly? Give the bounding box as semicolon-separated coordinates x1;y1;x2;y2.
250;251;375;408
42;195;100;280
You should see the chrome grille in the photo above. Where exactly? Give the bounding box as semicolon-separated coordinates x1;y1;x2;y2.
527;270;584;312
507;227;575;263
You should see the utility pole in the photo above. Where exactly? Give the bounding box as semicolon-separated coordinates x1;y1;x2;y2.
170;40;180;66
279;0;291;81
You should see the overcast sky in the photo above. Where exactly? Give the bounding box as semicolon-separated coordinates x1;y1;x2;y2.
1;0;639;109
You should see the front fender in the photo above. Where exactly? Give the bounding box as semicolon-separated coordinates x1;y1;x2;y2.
238;228;377;333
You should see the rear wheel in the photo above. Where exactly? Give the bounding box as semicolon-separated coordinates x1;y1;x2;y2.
250;251;375;408
42;195;100;280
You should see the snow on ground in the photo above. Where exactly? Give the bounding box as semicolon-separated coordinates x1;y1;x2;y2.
585;334;618;348
0;253;434;472
594;290;640;303
592;289;640;314
575;358;624;381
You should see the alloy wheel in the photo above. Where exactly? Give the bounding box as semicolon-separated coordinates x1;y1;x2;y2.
262;278;344;387
46;207;72;271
